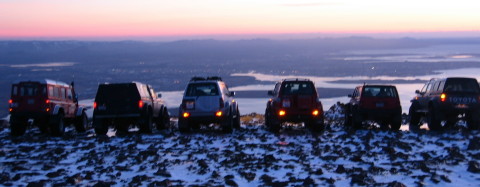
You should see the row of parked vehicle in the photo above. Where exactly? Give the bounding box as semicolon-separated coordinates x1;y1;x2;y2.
7;76;480;136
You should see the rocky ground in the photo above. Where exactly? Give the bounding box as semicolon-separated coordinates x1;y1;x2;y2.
0;105;480;186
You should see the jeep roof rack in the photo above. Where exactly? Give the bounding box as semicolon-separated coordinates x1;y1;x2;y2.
190;77;206;82
207;76;222;81
283;78;310;82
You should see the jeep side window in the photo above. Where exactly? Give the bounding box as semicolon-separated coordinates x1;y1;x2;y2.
67;89;73;100
61;88;66;99
422;82;431;93
54;87;60;98
431;81;439;92
274;83;281;95
12;85;18;96
438;81;444;92
48;86;54;97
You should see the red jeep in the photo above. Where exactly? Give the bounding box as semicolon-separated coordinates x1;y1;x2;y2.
265;79;324;132
9;80;89;136
344;85;402;130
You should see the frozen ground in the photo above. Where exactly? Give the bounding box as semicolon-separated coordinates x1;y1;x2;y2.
0;105;479;186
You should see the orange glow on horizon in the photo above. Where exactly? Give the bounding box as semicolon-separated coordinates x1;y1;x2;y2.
0;0;479;38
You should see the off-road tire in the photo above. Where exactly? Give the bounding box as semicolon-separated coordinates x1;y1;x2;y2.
10;116;27;136
344;107;352;127
409;105;421;131
50;113;65;137
427;107;442;131
93;118;108;135
139;111;154;133
178;118;190;133
233;108;241;129
222;113;233;133
74;112;88;132
352;110;362;130
307;120;324;132
390;113;402;130
467;111;480;130
156;110;170;130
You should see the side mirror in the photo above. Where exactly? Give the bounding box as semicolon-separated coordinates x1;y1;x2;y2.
415;90;420;94
230;91;235;97
347;94;352;98
157;93;162;98
267;90;274;96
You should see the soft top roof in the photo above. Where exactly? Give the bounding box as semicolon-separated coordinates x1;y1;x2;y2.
13;79;70;87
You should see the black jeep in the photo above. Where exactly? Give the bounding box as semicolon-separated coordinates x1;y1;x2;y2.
93;82;170;134
409;77;480;131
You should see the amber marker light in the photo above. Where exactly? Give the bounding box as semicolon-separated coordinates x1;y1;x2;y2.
312;110;319;116
216;111;223;117
440;93;447;102
279;110;286;116
183;112;190;118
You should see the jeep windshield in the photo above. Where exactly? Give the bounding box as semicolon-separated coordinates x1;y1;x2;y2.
362;86;398;98
281;82;315;95
444;79;480;93
185;83;219;96
12;83;46;96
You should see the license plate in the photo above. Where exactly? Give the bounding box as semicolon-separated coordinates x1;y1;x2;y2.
98;106;107;110
455;104;469;109
27;99;34;104
376;102;384;107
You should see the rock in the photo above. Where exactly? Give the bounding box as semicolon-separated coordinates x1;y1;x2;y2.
302;176;315;186
350;172;375;186
66;173;83;185
240;172;255;182
388;181;406;187
467;138;480;150
148;179;171;187
0;172;10;183
467;161;480;173
335;165;346;174
260;174;274;185
93;181;110;187
225;179;237;187
314;168;323;175
27;181;46;187
154;168;171;177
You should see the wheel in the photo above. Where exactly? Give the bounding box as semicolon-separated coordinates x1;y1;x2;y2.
50;113;65;137
139;111;154;133
307;120;324;132
427;106;442;131
390;113;402;130
352;110;362;130
233;108;241;129
74;112;88;132
409;105;421;131
10;116;27;136
93;118;108;135
268;112;281;133
178;118;190;133
156;109;170;130
344;106;352;127
264;109;271;128
222;112;233;133
467;111;480;130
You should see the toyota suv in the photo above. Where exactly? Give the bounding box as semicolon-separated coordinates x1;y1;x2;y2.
264;79;324;132
344;85;402;130
178;77;240;133
9;79;89;136
409;77;480;131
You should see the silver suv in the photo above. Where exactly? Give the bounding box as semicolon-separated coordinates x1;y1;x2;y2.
178;77;240;133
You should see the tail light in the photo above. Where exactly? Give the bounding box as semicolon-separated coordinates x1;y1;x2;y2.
8;99;13;104
279;110;286;116
138;100;144;108
282;99;291;108
183;112;190;118
215;111;223;117
45;99;50;104
312;109;319;116
219;98;224;108
440;93;446;102
93;102;97;109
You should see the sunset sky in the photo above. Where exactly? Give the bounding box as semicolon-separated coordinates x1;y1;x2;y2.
1;0;479;40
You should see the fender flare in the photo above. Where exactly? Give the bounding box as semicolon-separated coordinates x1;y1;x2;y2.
76;106;87;117
52;105;63;115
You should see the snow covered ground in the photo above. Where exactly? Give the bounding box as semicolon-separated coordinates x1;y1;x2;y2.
0;106;479;186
